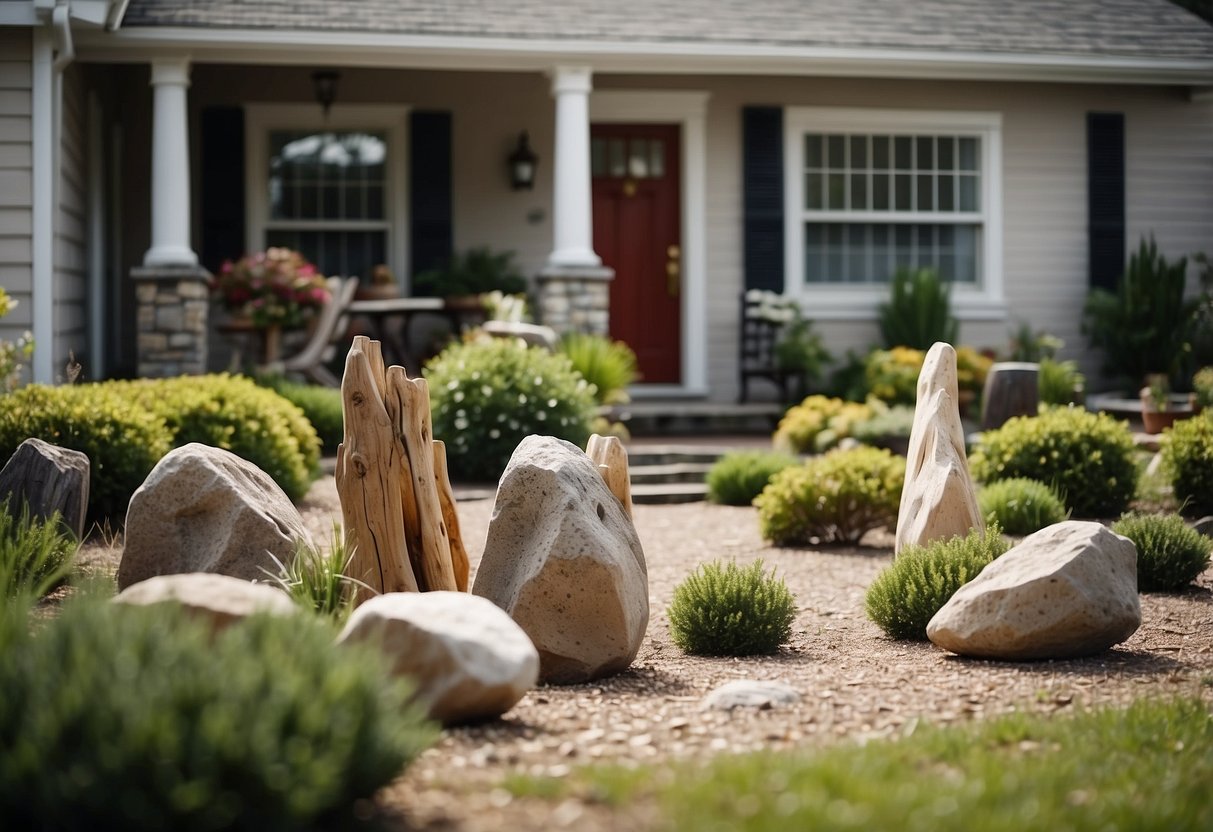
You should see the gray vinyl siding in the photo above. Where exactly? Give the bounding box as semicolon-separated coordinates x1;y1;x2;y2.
0;27;32;360
55;63;88;374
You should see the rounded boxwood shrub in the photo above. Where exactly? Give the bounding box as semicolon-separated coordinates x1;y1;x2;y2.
1111;513;1212;592
773;395;873;454
0;598;435;831
969;406;1138;518
755;446;905;545
667;559;796;655
1161;411;1213;517
705;450;799;506
0;384;172;522
977;478;1068;536
865;526;1010;640
425;338;598;482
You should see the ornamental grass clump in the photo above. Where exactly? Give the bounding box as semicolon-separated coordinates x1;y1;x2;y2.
0;596;435;831
0;497;78;599
1111;514;1212;592
977;478;1068;536
755;446;905;545
705;450;800;506
865;525;1010;640
1161;411;1213;516
266;524;361;622
969;406;1138;518
557;333;639;405
667;559;796;656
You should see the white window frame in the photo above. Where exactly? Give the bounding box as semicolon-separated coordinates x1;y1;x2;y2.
784;106;1004;320
244;104;409;282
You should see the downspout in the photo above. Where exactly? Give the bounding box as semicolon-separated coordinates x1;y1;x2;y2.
30;27;55;383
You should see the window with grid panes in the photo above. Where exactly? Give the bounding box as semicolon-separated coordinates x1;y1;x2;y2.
264;130;389;280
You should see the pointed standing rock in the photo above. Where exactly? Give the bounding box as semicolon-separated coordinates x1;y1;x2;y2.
895;342;984;554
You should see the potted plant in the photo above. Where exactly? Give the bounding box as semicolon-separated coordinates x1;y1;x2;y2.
1140;373;1196;434
355;264;400;301
412;248;528;311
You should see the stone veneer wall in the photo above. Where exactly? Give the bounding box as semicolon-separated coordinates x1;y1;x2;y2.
131;266;211;377
534;266;614;336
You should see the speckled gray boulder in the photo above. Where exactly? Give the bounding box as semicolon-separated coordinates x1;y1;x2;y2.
702;680;801;711
472;436;648;684
336;591;539;724
117;443;311;590
927;521;1140;660
114;572;298;631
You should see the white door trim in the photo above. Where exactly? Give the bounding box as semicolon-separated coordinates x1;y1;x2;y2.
590;90;710;396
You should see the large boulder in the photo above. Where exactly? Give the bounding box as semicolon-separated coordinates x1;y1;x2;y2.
336;591;539;724
927;521;1140;660
895;342;983;554
472;435;649;684
114;572;298;632
117;443;311;590
0;438;90;539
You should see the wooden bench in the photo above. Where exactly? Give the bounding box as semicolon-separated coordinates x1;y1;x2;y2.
738;290;801;404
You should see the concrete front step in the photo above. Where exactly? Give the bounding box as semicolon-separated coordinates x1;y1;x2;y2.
628;461;716;485
625;446;731;467
631;481;710;504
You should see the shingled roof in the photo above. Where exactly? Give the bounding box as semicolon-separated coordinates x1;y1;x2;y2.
120;0;1213;61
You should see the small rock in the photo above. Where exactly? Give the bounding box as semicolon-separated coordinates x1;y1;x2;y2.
927;521;1141;660
0;438;90;539
118;444;311;590
113;573;297;631
1192;516;1213;539
472;436;649;684
702;680;801;711
336;591;539;724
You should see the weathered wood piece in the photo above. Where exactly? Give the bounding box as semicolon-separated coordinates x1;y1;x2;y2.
433;440;470;592
0;438;90;540
586;434;633;518
981;362;1040;430
336;336;419;601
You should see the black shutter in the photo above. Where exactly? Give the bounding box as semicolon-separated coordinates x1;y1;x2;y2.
410;111;453;279
1087;112;1125;291
743;107;784;292
199;107;246;272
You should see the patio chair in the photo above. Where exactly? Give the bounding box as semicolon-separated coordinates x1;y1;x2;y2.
738;290;800;403
259;276;359;386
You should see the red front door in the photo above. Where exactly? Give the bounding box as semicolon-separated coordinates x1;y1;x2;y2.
591;124;682;384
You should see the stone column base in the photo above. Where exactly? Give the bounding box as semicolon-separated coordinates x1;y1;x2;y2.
131;264;211;378
535;265;615;336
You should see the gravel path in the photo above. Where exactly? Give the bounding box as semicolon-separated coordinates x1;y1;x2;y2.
295;477;1213;831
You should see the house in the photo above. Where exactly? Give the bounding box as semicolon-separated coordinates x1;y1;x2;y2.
1;0;1211;400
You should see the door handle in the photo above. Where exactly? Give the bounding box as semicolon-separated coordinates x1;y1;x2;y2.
666;260;681;297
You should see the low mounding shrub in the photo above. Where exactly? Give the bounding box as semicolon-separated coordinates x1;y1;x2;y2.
0;384;171;521
1112;514;1212;592
0;498;78;599
667;559;796;655
755;446;905;545
258;375;345;454
705;450;800;506
773;395;873;454
850;403;916;451
425;339;598;482
864;345;993;407
557;333;639;405
865;526;1010;640
0;598;435;831
969;407;1138;518
1161;411;1213;516
977;478;1067;536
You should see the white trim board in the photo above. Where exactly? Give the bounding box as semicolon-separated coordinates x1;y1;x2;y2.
591;90;710;396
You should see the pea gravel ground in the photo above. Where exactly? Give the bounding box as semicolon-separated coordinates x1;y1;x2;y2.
78;475;1213;831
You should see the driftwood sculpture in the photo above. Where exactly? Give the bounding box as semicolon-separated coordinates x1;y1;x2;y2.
586;434;633;518
335;335;464;602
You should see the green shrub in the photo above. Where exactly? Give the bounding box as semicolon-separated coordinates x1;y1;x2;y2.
413;247;527;297
977;478;1068;536
0;598;435;831
864;347;924;406
112;375;320;502
425;339;598;482
865;526;1010;640
1112;513;1211;592
1162;411;1213;516
1193;366;1213;410
851;403;916;450
1038;357;1086;405
877;267;959;350
969;407;1138;518
258;375;344;454
0;497;78;599
775;314;833;399
268;524;358;622
557;333;638;405
667;559;796;655
705;450;800;506
755;446;905;545
773;395;873;454
0;384;172;521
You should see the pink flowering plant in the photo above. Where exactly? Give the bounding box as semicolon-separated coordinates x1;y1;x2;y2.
211;248;330;329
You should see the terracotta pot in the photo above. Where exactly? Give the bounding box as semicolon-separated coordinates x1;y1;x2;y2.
354;283;400;301
1141;405;1196;435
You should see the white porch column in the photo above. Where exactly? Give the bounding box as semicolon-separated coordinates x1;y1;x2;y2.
143;58;198;266
547;66;600;268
